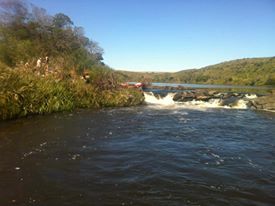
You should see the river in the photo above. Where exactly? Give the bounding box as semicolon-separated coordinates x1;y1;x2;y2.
151;82;274;89
0;93;275;205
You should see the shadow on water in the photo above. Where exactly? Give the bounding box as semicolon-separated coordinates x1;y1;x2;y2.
0;107;275;205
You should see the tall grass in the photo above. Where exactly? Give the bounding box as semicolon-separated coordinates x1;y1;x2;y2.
0;66;144;120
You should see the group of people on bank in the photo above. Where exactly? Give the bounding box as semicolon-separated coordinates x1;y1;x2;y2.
35;56;91;83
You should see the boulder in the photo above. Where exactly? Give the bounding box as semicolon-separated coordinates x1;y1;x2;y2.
173;92;196;102
208;90;218;96
246;100;257;109
252;93;275;110
195;95;211;101
221;93;234;99
219;96;240;107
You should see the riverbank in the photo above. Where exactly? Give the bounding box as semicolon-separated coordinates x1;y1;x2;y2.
0;67;144;120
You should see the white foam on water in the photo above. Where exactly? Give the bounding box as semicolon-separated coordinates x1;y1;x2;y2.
233;99;248;109
245;94;257;99
180;99;227;109
144;92;249;110
180;99;248;109
144;92;176;106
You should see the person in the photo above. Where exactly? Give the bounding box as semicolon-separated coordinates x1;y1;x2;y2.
81;72;90;83
45;56;49;74
45;56;49;64
35;58;42;75
36;58;42;68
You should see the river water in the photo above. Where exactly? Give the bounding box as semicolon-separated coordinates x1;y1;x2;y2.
0;94;275;205
151;82;274;90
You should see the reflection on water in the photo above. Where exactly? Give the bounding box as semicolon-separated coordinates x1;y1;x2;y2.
0;106;275;206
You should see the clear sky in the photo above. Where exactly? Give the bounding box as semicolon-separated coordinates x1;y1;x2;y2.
29;0;275;72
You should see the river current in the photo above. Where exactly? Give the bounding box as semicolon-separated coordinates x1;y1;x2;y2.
0;93;275;205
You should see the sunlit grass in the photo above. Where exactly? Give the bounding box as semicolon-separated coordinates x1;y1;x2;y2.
0;66;144;120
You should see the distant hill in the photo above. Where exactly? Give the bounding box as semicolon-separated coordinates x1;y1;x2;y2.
117;57;275;86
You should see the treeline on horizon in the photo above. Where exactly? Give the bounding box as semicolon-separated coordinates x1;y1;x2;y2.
118;57;275;86
0;0;143;120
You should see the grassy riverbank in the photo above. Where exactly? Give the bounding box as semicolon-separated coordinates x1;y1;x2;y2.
0;66;144;120
0;1;145;120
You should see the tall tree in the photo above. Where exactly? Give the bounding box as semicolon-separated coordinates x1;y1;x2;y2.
0;0;104;71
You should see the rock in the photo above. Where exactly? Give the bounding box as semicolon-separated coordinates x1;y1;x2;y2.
246;100;257;109
173;92;195;102
208;90;218;96
196;95;211;101
252;93;275;110
176;85;186;90
219;96;240;107
221;93;234;99
144;87;275;112
163;86;174;90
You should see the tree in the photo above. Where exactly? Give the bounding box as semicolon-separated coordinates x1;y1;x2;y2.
0;0;104;71
0;0;29;23
53;13;73;29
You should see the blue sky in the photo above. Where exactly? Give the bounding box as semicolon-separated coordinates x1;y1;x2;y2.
30;0;275;72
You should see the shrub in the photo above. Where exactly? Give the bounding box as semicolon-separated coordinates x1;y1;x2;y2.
0;66;144;120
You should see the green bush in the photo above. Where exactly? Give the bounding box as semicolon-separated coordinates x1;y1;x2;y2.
0;66;144;120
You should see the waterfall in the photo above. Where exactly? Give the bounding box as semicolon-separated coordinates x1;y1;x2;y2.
144;92;176;106
143;92;250;109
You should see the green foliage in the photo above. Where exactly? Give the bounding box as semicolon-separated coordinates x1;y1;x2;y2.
88;66;118;90
0;67;144;120
53;13;73;29
119;57;275;86
0;0;103;71
0;67;74;119
97;89;144;107
0;0;145;120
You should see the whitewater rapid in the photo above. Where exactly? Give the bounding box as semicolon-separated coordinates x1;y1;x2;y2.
143;92;254;109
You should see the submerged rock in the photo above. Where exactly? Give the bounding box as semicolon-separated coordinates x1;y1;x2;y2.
219;96;240;107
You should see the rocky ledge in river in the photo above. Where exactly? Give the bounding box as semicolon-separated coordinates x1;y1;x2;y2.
170;89;275;111
250;91;275;111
